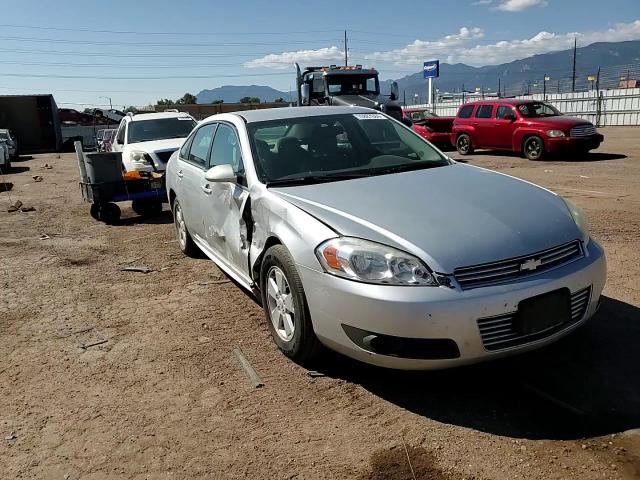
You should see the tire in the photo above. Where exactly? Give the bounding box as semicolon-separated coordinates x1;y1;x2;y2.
172;200;199;257
260;245;321;364
523;135;545;161
100;202;121;224
132;199;163;217
456;133;474;155
90;203;101;221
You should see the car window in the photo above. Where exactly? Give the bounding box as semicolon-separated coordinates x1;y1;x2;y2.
116;123;126;144
127;117;196;144
518;102;562;118
187;124;216;168
458;105;475;119
209;123;245;176
475;105;493;119
179;130;196;159
496;106;515;120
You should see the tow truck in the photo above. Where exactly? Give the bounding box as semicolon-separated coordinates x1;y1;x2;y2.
295;64;409;125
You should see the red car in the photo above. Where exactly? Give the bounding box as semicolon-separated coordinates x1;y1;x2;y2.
451;100;604;160
404;108;454;149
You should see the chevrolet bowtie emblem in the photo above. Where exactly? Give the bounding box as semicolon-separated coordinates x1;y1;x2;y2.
520;258;542;271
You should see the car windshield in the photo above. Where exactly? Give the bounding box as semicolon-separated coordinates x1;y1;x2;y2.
518;102;562;118
248;113;450;185
127;117;196;144
326;75;378;96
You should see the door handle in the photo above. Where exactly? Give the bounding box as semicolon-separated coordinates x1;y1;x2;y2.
176;170;184;179
201;185;212;195
473;122;479;126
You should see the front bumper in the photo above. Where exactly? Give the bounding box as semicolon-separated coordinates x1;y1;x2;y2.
546;134;603;153
299;240;606;369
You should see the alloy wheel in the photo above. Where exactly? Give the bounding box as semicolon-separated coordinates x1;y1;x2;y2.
175;203;188;250
266;266;296;342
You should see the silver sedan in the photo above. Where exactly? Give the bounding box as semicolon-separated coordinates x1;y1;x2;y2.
165;106;606;370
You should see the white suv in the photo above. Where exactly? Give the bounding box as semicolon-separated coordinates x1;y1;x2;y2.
112;111;197;172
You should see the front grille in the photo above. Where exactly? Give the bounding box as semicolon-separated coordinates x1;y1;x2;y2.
155;149;177;163
570;124;597;137
477;286;591;351
454;240;583;290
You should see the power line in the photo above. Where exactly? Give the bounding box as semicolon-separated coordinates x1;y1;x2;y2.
0;47;291;58
0;72;292;80
0;23;345;36
0;34;343;47
0;60;244;68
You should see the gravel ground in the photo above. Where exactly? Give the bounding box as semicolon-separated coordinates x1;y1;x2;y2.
0;128;639;480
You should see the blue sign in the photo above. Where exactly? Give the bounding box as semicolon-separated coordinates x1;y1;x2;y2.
423;60;440;79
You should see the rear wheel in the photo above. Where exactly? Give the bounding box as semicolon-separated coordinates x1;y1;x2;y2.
456;134;474;155
132;199;163;217
523;136;545;161
173;200;199;257
260;245;321;364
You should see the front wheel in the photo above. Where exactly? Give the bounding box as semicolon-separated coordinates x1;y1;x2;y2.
456;134;474;155
172;200;199;257
260;245;321;364
523;136;545;161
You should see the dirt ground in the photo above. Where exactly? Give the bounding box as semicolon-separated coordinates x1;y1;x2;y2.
1;128;639;480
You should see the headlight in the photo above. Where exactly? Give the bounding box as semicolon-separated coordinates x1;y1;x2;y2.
546;129;565;138
130;150;150;163
562;198;590;244
315;237;438;286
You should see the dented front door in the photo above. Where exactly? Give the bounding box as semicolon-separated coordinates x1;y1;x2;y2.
201;123;251;278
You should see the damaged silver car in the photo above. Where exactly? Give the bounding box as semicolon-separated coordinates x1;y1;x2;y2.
166;106;606;370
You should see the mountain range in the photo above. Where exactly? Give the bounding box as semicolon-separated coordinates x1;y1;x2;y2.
195;40;640;104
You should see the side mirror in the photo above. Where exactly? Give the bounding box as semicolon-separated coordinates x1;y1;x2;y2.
300;84;310;106
204;164;236;183
401;116;413;128
390;81;399;101
504;113;516;121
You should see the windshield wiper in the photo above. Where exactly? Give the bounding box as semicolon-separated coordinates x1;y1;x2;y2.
266;173;367;187
367;161;447;176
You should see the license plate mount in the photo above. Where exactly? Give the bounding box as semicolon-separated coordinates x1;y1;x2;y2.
514;288;571;336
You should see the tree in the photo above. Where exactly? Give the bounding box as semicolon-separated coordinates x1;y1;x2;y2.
156;98;175;107
176;93;198;105
124;106;138;114
274;97;285;103
210;99;224;104
240;96;261;104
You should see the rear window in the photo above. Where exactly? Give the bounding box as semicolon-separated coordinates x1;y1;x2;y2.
458;105;475;119
475;105;493;118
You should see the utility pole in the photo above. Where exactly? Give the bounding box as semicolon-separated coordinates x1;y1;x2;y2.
596;66;601;91
344;30;348;67
572;37;577;92
498;78;501;98
99;96;113;110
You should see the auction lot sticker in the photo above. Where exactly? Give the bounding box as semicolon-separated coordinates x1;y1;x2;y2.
353;113;386;120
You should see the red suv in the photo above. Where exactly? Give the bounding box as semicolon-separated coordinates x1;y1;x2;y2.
451;100;604;160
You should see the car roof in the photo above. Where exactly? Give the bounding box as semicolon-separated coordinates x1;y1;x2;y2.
463;99;540;106
231;106;375;123
127;112;194;122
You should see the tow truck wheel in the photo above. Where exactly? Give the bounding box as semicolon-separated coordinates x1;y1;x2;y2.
456;134;474;155
523;136;544;161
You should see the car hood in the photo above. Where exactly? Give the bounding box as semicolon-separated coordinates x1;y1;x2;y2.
330;94;384;109
526;116;592;129
271;163;581;273
126;138;186;152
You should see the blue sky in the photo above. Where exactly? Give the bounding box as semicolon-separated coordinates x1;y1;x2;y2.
0;0;638;108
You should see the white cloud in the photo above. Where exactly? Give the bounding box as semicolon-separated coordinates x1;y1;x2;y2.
471;0;493;5
365;27;485;65
244;46;344;69
364;20;640;67
496;0;548;11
